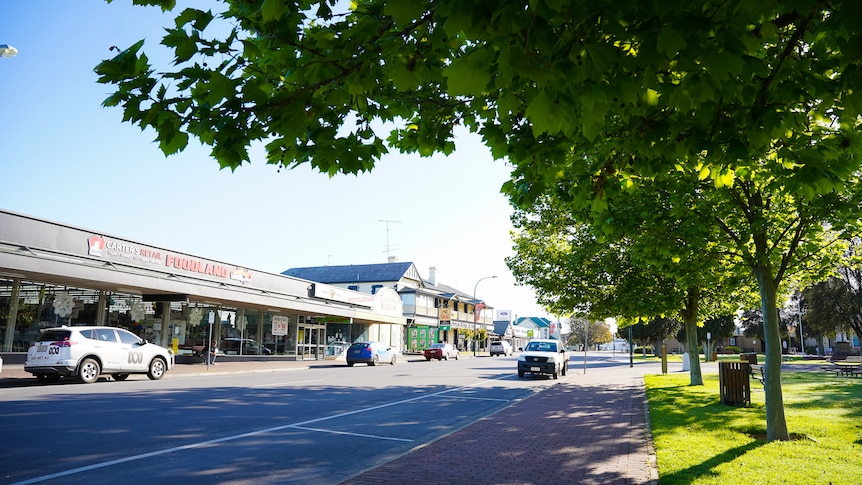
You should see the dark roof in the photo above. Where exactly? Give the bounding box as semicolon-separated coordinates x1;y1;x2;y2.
282;262;416;284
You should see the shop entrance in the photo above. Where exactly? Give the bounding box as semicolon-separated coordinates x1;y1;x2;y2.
298;323;325;360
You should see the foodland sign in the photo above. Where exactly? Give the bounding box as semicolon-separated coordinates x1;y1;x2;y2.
87;235;252;285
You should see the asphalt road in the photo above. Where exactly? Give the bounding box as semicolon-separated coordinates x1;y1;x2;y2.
0;356;566;485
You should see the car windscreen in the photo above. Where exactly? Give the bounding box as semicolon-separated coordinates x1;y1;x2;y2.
525;342;556;352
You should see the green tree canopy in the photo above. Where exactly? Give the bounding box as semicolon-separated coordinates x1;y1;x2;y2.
100;0;862;443
566;317;612;349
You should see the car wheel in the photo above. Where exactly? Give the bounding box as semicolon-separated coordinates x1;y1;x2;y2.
390;355;396;365
425;357;431;361
147;357;167;380
369;355;378;366
454;353;459;360
347;361;355;367
552;367;559;379
36;374;53;384
518;370;525;378
444;354;449;361
113;374;130;381
79;358;100;384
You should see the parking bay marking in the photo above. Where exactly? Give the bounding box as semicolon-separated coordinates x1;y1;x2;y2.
12;381;513;485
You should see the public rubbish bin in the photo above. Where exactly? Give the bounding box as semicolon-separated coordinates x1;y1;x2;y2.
740;352;757;364
719;362;751;406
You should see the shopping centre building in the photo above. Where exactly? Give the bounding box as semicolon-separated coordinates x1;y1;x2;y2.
0;209;405;360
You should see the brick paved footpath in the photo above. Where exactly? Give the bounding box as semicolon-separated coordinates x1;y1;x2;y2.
341;363;659;485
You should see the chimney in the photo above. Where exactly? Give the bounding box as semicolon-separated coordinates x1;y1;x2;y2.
428;266;437;286
388;255;399;263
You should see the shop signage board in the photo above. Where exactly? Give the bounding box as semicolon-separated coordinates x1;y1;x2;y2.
272;315;289;336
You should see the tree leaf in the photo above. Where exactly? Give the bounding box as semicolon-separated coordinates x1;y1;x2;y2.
657;28;686;58
443;48;495;95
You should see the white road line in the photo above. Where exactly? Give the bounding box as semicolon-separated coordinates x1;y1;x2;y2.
289;425;414;442
11;385;497;485
440;394;510;402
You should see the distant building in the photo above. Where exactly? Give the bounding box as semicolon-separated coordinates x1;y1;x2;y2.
283;262;495;353
514;316;556;339
600;338;630;352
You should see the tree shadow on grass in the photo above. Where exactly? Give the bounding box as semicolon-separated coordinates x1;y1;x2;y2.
657;440;765;484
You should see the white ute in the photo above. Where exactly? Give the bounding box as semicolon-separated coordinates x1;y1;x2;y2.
517;338;568;379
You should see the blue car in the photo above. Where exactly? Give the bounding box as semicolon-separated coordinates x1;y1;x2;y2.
346;341;397;366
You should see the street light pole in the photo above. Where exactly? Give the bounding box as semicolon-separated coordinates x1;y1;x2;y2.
473;275;497;357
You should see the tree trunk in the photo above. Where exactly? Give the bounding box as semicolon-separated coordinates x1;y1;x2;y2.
753;266;790;441
680;287;703;386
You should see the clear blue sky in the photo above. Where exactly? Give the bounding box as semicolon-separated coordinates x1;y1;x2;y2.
0;1;550;321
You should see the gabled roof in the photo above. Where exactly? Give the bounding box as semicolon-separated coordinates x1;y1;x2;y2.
514;316;552;328
282;262;417;285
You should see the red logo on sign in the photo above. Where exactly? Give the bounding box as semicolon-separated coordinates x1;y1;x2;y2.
87;235;106;257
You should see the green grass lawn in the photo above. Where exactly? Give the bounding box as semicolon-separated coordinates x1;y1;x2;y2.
645;370;862;484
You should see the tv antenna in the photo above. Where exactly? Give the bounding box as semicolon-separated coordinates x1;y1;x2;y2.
378;219;402;259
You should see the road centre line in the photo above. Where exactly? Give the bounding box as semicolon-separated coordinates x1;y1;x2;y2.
440;394;510;403
11;384;496;485
289;425;414;442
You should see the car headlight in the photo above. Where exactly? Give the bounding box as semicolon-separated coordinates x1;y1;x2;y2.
518;355;527;362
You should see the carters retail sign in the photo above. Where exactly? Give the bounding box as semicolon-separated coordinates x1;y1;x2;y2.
87;235;252;285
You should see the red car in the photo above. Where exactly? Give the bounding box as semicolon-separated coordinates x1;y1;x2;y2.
424;343;459;361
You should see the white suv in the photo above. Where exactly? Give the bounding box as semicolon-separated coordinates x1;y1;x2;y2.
517;338;568;379
25;326;174;384
490;340;513;356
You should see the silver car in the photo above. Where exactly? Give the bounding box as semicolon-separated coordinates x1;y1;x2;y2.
25;326;174;384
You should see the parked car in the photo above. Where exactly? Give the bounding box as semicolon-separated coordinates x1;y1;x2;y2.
490;340;513;356
424;342;459;361
517;338;568;379
346;341;397;366
219;338;272;355
24;325;174;384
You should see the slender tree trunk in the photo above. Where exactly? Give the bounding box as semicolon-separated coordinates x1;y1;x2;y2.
753;266;790;441
680;287;703;386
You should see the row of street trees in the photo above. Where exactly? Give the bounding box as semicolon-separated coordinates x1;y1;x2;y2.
97;0;862;442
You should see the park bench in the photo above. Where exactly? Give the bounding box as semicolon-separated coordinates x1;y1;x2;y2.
749;364;765;387
821;363;862;377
